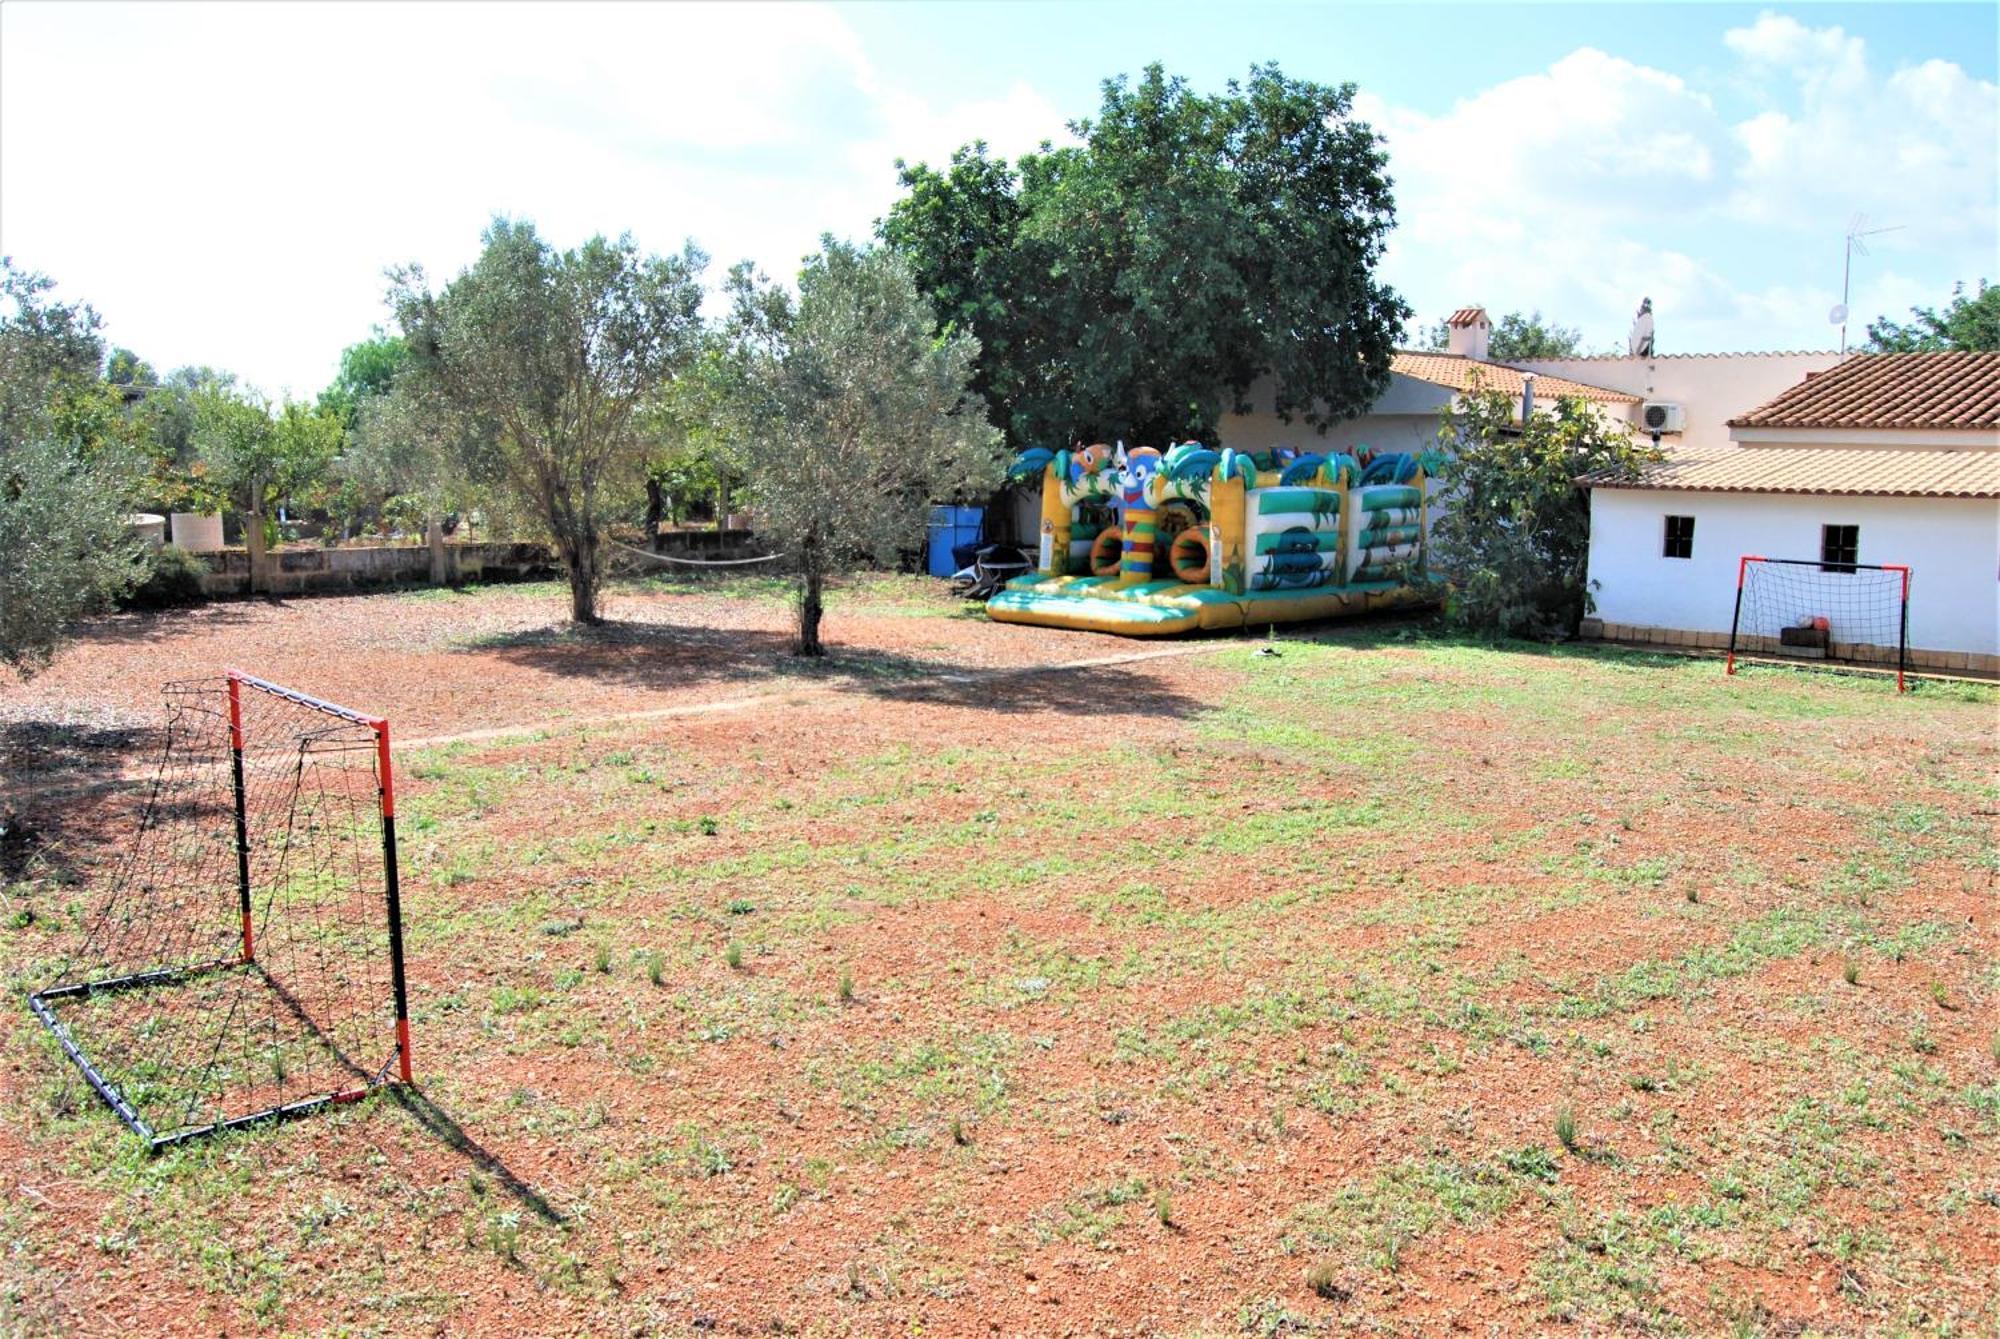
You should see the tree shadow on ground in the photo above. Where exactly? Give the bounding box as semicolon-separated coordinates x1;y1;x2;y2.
388;1086;566;1225
56;599;265;647
1;717;159;886
458;616;1214;722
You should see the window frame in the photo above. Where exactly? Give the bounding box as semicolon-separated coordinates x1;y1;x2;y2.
1820;523;1860;573
1661;514;1695;560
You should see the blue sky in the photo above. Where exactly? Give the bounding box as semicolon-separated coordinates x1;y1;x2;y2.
3;2;1993;396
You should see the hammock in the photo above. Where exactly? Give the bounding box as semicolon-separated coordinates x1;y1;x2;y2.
608;538;788;568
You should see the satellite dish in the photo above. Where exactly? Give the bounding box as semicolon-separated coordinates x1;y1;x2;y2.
1828;304;1848;325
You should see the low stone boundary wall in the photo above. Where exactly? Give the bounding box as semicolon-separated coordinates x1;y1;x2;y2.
1580;617;1997;676
197;542;557;597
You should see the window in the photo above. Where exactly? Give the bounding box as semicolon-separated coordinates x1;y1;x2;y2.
1662;514;1695;559
1821;524;1859;573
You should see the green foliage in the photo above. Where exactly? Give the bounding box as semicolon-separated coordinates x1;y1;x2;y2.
638;336;743;531
1866;280;1999;352
1430;389;1660;639
121;544;210;610
316;332;410;429
104;346;156;387
1555;1106;1580;1153
720;238;1003;654
1491;311;1586;360
388;217;707;622
1418;310;1588;359
182;386;343;523
342;370;487;538
0;260;146;676
880;62;1407;448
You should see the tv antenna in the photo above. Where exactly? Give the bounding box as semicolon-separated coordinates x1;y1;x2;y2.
1838;214;1904;353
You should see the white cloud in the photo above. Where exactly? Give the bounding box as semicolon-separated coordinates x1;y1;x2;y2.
0;2;1070;396
1362;15;1996;353
2;5;1989;384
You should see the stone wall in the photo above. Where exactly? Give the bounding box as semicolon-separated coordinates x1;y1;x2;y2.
1579;617;1998;677
189;528;765;597
196;541;558;597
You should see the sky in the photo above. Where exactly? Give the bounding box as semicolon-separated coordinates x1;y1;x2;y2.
2;1;1994;399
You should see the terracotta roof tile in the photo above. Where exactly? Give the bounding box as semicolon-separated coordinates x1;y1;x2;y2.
1446;306;1488;327
1582;444;2000;498
1391;352;1639;405
1730;352;2000;430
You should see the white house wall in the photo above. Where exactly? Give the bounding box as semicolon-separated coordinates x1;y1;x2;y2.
1217;373;1455;456
1510;353;1844;449
1588;488;1999;656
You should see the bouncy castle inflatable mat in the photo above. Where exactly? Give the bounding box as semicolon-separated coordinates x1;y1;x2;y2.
986;442;1440;636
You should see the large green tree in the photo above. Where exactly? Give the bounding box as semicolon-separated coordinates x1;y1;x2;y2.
317;331;410;430
1866;280;1999;352
0;260;144;676
1429;388;1659;640
881;63;1407;450
721;240;1002;655
389;219;706;622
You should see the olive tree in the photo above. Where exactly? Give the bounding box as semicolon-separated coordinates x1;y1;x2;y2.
0;261;143;676
388;219;706;622
722;239;1002;655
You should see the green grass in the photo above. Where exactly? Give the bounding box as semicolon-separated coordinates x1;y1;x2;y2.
3;623;1992;1335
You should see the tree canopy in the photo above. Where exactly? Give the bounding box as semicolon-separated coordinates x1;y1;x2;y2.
1429;387;1659;640
880;63;1407;450
1866;280;1999;352
388;218;707;623
720;239;1002;655
0;260;144;676
316;332;411;429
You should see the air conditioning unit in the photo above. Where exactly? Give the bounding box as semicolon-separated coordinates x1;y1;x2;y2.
1640;401;1685;434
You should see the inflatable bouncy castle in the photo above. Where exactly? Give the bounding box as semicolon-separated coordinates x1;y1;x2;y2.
985;441;1441;636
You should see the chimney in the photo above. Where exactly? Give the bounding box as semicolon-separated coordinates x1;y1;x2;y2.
1446;306;1490;361
1521;373;1536;422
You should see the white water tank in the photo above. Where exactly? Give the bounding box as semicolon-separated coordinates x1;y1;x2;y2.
169;512;225;552
128;513;167;550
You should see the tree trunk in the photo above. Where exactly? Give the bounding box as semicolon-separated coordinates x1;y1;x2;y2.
644;478;664;548
716;478;728;534
796;555;824;657
562;517;601;624
245;505;270;595
426;512;447;585
569;559;598;624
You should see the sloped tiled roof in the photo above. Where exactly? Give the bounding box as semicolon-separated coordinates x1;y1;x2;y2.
1582;445;2000;498
1730;352;2000;430
1391;352;1639;405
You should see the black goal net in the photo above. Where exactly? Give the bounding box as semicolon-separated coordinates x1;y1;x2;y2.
26;672;412;1151
1727;557;1911;691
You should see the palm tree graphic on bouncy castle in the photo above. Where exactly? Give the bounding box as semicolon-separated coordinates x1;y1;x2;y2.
1116;445;1164;587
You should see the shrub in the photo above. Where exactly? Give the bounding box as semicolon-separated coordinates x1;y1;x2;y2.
1430;389;1662;638
121;544;209;610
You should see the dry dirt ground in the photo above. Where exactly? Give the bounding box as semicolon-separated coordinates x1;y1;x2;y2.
1;575;1995;1337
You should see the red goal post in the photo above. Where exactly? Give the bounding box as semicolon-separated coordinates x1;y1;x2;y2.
1726;555;1911;692
26;671;414;1152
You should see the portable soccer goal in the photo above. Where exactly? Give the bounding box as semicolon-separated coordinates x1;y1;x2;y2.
1725;555;1911;691
27;671;413;1152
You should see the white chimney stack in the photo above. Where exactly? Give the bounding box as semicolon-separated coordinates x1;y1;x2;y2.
1445;306;1491;361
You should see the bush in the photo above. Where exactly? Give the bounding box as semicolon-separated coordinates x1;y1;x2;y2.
122;544;209;610
1430;389;1660;639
